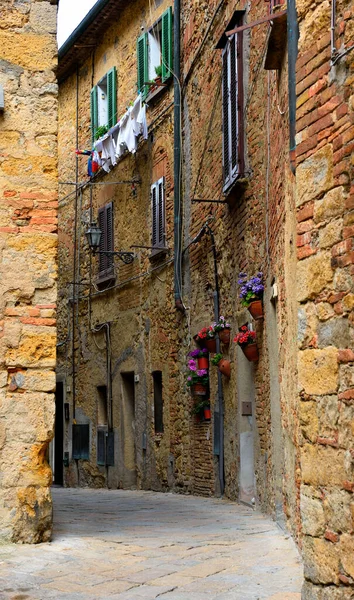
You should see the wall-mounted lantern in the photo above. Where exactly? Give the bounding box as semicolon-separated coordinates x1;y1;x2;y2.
85;222;135;264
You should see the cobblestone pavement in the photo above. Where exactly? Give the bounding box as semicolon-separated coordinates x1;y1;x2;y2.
0;488;303;600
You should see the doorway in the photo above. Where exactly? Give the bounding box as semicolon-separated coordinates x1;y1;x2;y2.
54;381;64;486
120;372;137;488
237;348;256;504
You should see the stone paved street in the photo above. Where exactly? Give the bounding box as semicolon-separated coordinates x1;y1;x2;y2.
0;489;302;599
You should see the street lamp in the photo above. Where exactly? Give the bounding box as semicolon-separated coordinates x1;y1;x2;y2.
85;222;135;265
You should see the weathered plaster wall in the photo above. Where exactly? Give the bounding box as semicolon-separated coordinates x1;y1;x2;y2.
295;0;354;596
0;0;58;542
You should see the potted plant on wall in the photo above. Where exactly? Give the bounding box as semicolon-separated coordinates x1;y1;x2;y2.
193;327;217;353
238;272;264;320
211;353;231;378
189;347;209;370
210;316;231;346
192;398;211;421
233;326;259;362
154;64;163;86
187;360;209;396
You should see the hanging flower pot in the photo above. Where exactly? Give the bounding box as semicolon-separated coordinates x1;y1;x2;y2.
218;358;231;378
219;327;231;346
197;356;209;370
248;300;264;320
204;337;217;353
204;406;211;420
191;383;208;396
241;343;259;362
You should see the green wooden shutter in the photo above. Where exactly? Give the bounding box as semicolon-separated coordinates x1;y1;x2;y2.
137;32;148;99
107;66;117;128
161;7;173;82
90;86;98;144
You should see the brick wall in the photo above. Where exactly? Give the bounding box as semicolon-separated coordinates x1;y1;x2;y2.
0;0;58;542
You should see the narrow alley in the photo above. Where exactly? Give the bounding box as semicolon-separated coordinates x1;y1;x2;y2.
0;489;302;600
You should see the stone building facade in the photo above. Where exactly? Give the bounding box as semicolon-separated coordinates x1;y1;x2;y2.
56;0;354;596
0;0;58;542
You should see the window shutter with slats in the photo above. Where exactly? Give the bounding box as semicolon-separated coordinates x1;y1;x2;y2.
151;178;165;250
222;31;244;193
107;66;117;128
161;7;173;82
90;86;98;144
137;33;149;99
97;203;115;281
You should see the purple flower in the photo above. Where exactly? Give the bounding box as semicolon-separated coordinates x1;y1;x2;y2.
197;369;207;376
189;349;199;358
202;348;208;353
188;359;197;371
187;376;192;381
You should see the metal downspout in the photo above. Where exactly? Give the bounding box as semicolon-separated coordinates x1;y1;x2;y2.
287;0;299;174
72;64;79;420
205;225;224;495
173;0;183;311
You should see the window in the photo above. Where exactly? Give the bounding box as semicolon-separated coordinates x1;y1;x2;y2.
220;15;245;192
72;424;90;460
152;371;163;434
97;202;115;282
97;385;108;426
97;430;114;466
137;7;173;99
91;67;117;143
151;177;166;252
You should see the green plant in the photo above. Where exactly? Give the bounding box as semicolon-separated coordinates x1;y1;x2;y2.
186;367;209;387
94;124;109;140
154;64;162;78
211;353;223;366
192;398;210;415
209;316;231;335
233;326;256;346
238;272;264;307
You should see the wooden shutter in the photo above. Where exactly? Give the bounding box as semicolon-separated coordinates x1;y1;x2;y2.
90;86;98;144
137;33;148;99
151;178;165;249
107;66;117;128
106;431;115;466
222;32;244;192
161;7;173;82
97;202;114;280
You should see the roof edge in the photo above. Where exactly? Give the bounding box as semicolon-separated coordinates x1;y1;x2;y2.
58;0;111;60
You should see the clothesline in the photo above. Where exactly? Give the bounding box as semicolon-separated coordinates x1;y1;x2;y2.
93;93;148;173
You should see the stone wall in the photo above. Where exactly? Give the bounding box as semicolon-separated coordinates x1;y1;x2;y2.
296;0;354;595
0;0;58;542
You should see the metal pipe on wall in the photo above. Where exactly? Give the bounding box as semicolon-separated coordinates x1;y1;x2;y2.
173;0;183;311
71;64;80;420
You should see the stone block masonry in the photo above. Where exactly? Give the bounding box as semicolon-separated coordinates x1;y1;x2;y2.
296;0;354;595
0;0;58;542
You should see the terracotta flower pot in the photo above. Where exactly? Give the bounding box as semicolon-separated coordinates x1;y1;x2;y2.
204;407;211;420
218;359;231;378
197;356;209;370
219;328;231;346
248;300;264;320
204;338;217;353
191;383;208;396
241;343;259;362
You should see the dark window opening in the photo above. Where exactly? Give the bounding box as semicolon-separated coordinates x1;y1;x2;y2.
97;385;108;426
72;424;90;460
153;371;164;434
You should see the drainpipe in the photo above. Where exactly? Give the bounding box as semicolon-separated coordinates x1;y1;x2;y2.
287;0;299;174
205;224;224;495
173;0;183;311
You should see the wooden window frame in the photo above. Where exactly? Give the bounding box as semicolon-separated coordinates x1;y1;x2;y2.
222;24;245;193
137;7;173;100
90;66;117;143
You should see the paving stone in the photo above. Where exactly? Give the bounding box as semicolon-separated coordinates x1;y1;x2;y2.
0;488;302;598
